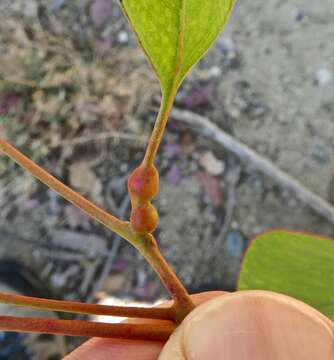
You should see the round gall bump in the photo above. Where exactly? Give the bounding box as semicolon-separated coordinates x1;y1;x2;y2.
130;202;159;234
128;164;159;201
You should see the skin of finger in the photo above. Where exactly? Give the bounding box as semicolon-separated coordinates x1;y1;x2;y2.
159;290;334;360
64;291;226;360
64;338;164;360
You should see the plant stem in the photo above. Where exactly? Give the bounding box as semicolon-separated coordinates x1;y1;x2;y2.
0;316;174;341
0;139;194;322
134;233;195;323
135;81;196;321
0;139;130;240
142;91;176;168
0;292;174;320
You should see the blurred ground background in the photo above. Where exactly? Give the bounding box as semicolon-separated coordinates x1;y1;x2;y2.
0;0;333;358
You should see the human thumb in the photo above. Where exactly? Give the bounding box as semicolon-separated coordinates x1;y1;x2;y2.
159;290;334;360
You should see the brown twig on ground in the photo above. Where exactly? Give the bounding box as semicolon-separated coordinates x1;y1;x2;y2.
55;131;148;148
171;108;334;225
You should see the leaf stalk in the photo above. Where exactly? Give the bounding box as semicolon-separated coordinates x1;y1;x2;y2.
142;91;177;168
0;316;174;341
0;139;130;240
0;292;174;320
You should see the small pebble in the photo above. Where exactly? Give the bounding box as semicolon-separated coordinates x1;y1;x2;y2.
218;37;235;54
137;270;146;287
47;188;60;215
310;144;330;164
226;231;245;258
90;0;113;28
183;84;216;109
295;8;310;22
50;274;66;288
199;151;225;176
118;31;129;44
207;66;222;78
164;143;181;159
198;171;222;207
166;165;183;186
112;257;129;273
120;163;129;172
49;0;66;11
314;68;332;86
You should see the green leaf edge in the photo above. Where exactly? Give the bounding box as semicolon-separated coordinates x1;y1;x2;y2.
237;229;334;320
119;0;236;97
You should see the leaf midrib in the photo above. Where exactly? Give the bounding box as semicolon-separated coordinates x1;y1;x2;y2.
168;0;186;95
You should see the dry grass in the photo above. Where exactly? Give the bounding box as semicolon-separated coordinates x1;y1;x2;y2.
0;22;158;161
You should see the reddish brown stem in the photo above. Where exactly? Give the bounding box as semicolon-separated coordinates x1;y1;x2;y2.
0;316;174;341
0;139;130;239
0;292;174;320
0;139;194;321
136;234;195;322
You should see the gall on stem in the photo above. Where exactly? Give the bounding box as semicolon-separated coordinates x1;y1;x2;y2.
128;163;160;234
130;202;159;234
127;164;195;318
0;139;194;325
128;164;159;200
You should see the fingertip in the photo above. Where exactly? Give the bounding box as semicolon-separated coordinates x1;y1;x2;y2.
65;338;164;360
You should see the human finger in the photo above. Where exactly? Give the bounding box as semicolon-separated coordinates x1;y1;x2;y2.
159;290;334;360
65;291;226;360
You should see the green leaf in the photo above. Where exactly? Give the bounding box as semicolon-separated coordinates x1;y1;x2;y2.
238;231;334;321
120;0;235;96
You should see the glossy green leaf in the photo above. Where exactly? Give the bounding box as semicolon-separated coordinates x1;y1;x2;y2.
238;231;334;320
120;0;235;96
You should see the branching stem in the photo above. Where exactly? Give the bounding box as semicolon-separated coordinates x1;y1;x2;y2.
139;88;196;320
0;138;194;322
0;139;131;240
134;233;195;322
